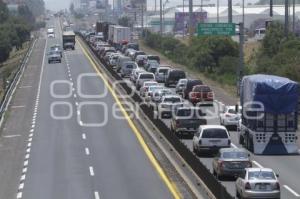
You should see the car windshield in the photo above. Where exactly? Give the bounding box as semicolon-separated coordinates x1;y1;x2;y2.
140;74;154;79
194;86;211;92
222;152;248;159
201;128;228;138
149;86;163;92
126;64;136;69
164;97;181;103
248;171;276;180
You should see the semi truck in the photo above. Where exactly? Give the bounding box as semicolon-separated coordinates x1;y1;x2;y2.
95;21;112;42
108;25;131;50
62;31;76;50
239;74;299;154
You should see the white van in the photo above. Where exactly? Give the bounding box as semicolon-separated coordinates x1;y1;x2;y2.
254;28;266;41
47;28;55;38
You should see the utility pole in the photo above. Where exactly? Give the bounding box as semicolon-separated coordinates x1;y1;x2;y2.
285;0;289;38
217;0;219;23
141;3;144;33
160;0;163;34
270;0;273;17
183;0;185;37
237;22;244;96
228;0;232;23
293;0;295;33
242;0;245;28
155;0;157;12
189;0;193;39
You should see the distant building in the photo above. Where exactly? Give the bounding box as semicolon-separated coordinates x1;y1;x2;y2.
2;0;25;4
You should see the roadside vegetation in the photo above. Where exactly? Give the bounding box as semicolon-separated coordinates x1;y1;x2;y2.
143;21;300;89
0;0;44;97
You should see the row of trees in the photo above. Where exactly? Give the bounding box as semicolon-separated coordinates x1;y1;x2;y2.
0;0;38;63
143;31;239;85
254;22;300;81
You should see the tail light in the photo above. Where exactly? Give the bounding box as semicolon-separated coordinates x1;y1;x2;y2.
190;92;196;98
208;92;214;98
274;182;280;190
218;160;224;168
245;182;251;190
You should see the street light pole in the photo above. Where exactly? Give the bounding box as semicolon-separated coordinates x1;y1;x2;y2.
217;0;219;23
285;0;289;38
242;0;245;26
160;0;163;34
228;0;232;23
189;0;193;39
293;0;295;33
183;0;185;37
270;0;273;17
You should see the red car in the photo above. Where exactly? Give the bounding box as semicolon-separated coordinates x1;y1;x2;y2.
188;85;214;105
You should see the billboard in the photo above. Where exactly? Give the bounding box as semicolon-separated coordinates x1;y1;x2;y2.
174;12;207;33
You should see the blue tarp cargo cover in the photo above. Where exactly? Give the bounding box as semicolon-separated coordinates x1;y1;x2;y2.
241;74;299;114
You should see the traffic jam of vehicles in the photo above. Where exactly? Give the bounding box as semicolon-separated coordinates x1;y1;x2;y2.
76;22;300;199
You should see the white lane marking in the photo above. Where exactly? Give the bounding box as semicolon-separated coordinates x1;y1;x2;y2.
89;166;95;176
82;133;86;140
75;102;79;106
85;147;90;155
24;160;28;167
2;134;21;138
16;192;22;199
231;143;238;148
73;93;77;98
27;143;31;147
252;160;263;168
19;85;32;88
26;148;30;153
18;183;24;190
20;174;26;181
284;185;300;197
11;106;25;109
28;138;32;142
22;167;27;173
31;124;35;128
77;110;80;115
94;191;100;199
25;154;30;160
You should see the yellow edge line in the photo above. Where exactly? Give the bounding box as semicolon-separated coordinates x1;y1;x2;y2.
77;39;181;199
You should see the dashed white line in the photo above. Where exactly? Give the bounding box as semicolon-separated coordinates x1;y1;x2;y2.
284;185;300;197
26;148;31;153
82;133;86;140
94;191;100;199
27;143;31;147
252;160;263;168
11;105;25;109
22;167;27;173
25;154;30;159
16;192;22;199
73;93;77;98
24;160;29;167
18;183;24;190
85;147;90;155
75;102;79;106
20;174;26;181
89;166;95;176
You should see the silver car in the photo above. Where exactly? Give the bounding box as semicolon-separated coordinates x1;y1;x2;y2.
212;148;252;180
235;168;280;199
155;66;171;83
152;89;173;103
157;95;184;118
120;61;138;77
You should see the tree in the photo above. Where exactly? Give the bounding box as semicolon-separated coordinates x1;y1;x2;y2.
0;30;11;63
25;0;45;17
70;3;74;14
118;16;131;27
0;0;9;23
18;4;35;26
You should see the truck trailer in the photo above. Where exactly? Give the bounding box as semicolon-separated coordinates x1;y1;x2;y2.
62;31;76;50
239;74;299;154
108;25;131;50
95;21;113;42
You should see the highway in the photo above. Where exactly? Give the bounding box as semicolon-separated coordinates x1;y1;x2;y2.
5;17;183;199
95;29;300;198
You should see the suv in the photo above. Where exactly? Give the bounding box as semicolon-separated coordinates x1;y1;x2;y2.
120;61;138;77
165;69;186;87
147;55;160;64
157;95;184;118
136;72;155;90
154;66;171;83
170;107;207;137
48;51;61;64
133;51;146;61
116;56;131;72
182;79;203;99
175;78;188;95
192;125;231;155
135;55;148;67
188;85;214;105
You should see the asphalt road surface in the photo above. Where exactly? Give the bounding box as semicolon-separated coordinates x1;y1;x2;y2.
13;17;177;199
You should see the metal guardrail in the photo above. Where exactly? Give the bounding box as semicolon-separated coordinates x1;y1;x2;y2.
81;36;235;199
0;39;37;125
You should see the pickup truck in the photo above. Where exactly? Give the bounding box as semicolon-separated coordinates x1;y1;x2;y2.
170;107;207;137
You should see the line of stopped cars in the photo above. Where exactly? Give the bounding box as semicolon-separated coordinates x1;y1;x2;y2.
79;30;281;199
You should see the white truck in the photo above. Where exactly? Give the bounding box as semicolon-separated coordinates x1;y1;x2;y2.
108;25;131;50
47;28;55;38
239;74;299;154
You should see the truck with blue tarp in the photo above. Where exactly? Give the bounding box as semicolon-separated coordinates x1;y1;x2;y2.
239;74;299;154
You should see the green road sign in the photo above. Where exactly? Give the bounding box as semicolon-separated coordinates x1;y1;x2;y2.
198;23;236;36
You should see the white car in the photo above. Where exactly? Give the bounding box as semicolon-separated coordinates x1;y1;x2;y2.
219;106;241;127
144;85;164;101
130;69;143;83
154;66;171;83
139;81;158;97
135;72;155;90
152;89;173;103
235;168;280;199
192;125;231;155
157;95;184;118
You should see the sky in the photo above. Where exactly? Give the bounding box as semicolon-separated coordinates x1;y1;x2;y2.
44;0;260;12
44;0;72;11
